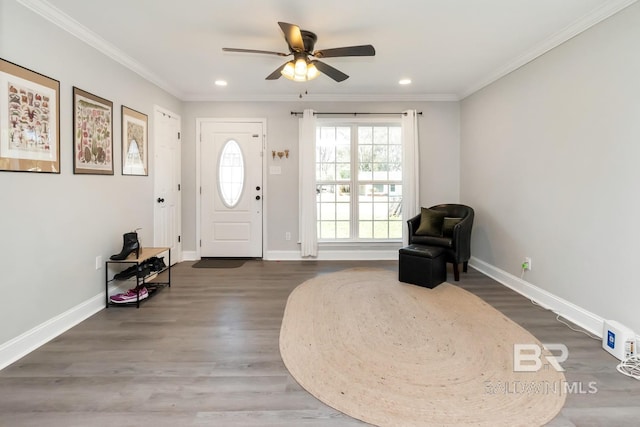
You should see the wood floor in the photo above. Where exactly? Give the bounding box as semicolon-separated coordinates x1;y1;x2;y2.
1;260;639;426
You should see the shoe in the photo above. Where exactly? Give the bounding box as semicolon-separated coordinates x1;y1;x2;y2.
148;256;167;272
136;264;152;278
110;232;140;261
113;264;138;281
109;287;148;303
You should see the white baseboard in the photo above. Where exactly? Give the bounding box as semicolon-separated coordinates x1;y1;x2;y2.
187;247;399;261
264;249;399;261
469;256;603;338
0;285;122;371
182;250;198;261
263;250;300;260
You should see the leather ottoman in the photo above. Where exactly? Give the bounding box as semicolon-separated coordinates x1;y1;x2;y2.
398;244;446;288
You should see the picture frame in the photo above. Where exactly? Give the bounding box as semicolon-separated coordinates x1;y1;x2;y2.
73;87;113;175
0;58;60;173
121;106;148;176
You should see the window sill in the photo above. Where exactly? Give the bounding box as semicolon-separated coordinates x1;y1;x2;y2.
318;240;402;250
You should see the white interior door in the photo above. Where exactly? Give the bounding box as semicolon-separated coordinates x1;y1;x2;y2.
200;121;263;257
153;107;181;264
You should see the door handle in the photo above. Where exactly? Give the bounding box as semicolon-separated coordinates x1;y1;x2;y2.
157;197;165;203
256;195;261;200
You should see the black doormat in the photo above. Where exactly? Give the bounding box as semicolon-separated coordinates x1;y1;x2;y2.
192;258;249;269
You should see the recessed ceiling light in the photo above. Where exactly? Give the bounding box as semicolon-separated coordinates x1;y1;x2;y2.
214;80;228;86
399;79;412;85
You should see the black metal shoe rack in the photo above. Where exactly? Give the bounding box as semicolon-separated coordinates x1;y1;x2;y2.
105;247;171;308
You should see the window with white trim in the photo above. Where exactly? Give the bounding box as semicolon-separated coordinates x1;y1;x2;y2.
316;120;402;241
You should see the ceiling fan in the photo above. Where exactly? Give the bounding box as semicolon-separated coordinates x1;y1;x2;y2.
222;22;375;82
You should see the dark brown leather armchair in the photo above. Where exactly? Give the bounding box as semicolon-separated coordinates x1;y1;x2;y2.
407;204;474;281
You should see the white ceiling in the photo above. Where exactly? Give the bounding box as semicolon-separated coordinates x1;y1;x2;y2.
20;0;636;101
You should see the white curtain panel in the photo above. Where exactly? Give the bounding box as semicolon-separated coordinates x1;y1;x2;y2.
299;109;318;257
401;110;420;246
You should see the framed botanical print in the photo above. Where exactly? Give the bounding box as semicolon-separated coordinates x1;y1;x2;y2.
0;58;60;173
121;106;148;176
73;87;113;175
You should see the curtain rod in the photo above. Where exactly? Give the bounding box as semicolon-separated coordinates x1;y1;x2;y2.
290;111;422;117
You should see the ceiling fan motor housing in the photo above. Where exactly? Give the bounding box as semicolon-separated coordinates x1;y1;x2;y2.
300;30;318;53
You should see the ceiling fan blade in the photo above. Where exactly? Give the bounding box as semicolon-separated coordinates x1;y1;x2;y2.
313;44;376;58
222;47;289;57
278;22;305;52
265;63;286;80
313;60;349;82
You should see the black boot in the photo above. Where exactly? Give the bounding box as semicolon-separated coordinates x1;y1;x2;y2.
113;264;138;280
136;263;152;279
110;232;140;260
147;256;167;272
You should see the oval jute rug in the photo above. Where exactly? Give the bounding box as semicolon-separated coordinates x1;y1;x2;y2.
279;268;566;426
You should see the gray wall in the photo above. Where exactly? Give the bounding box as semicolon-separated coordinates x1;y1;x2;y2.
0;0;182;344
460;3;640;331
0;1;461;350
181;101;460;253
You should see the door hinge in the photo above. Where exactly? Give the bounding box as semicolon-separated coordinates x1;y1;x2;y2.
178;132;181;140
200;186;202;195
200;240;202;247
178;184;181;191
178;235;181;243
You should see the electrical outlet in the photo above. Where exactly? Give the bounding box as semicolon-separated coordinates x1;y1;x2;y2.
523;257;532;271
285;232;291;241
95;255;103;270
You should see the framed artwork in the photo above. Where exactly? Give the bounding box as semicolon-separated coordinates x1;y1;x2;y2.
73;87;113;175
121;106;148;176
0;58;60;173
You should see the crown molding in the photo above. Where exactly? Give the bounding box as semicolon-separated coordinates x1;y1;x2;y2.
460;0;638;99
182;92;460;103
16;0;184;99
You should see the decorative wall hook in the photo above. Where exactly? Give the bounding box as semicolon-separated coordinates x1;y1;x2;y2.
272;149;290;160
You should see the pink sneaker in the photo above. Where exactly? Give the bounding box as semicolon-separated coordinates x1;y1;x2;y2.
110;287;149;303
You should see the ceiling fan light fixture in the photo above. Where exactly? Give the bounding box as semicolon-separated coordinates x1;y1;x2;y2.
294;58;307;76
281;62;295;79
306;62;319;80
280;58;319;82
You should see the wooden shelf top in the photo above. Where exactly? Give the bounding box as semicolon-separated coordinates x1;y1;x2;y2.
109;247;170;263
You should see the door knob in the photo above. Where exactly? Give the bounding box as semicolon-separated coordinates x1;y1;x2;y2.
157;197;165;203
256;195;261;200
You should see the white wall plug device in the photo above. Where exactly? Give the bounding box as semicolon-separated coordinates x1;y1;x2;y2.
603;320;636;360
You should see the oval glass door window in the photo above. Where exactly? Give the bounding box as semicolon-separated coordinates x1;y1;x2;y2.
218;140;245;208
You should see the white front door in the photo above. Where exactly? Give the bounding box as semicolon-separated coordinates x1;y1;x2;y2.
200;121;263;257
153;107;181;264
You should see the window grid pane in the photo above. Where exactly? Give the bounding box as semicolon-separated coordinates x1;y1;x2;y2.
318;124;401;242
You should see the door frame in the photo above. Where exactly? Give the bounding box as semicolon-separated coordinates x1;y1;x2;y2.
195;117;267;260
153;105;182;263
